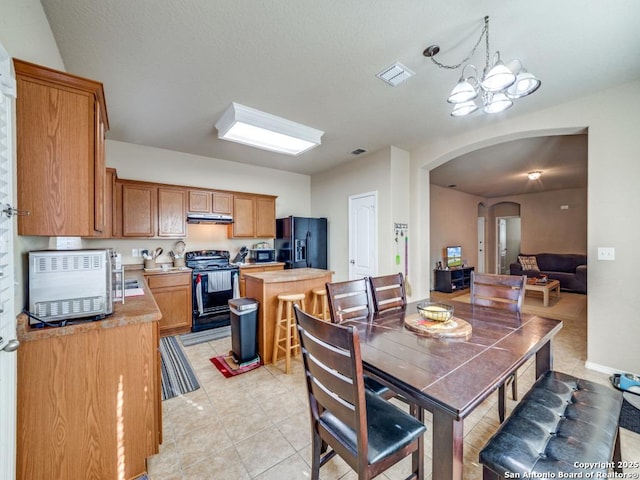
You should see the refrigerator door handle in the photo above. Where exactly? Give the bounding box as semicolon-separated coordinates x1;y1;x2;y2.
294;238;306;263
306;231;311;267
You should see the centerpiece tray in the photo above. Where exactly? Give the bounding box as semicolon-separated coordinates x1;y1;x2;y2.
404;313;472;339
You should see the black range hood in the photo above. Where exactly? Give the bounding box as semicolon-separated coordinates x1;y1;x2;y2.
186;212;233;224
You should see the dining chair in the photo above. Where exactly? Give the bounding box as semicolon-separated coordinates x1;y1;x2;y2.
325;278;393;397
293;305;426;480
325;278;373;323
369;272;407;313
470;271;527;422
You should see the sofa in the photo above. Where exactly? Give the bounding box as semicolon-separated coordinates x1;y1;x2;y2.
509;253;587;294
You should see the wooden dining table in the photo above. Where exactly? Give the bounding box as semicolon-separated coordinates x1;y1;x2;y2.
342;298;563;480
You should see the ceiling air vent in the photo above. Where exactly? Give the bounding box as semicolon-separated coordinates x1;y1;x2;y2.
351;148;368;155
376;62;415;86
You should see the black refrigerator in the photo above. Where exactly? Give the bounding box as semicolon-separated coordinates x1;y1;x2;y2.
275;216;327;269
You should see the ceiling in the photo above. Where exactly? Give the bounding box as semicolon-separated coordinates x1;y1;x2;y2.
39;1;640;194
430;134;588;198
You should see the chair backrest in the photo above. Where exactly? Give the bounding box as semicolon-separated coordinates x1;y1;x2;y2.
470;271;527;312
294;305;368;462
325;278;373;323
369;272;406;313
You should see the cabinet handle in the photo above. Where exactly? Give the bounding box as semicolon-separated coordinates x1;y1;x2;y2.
2;204;30;218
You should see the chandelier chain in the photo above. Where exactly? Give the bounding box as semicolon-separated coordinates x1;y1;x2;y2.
429;16;490;70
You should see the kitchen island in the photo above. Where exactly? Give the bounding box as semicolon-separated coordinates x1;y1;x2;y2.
15;270;162;480
244;267;333;364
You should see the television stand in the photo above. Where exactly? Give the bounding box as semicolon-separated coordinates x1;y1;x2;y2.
434;266;474;293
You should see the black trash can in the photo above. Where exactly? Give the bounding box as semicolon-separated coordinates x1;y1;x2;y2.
228;297;259;364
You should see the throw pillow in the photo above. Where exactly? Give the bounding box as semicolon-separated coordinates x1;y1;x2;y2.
518;255;540;272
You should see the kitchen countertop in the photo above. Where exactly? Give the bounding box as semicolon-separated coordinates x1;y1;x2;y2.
236;262;285;269
143;266;192;274
17;270;162;342
243;267;332;283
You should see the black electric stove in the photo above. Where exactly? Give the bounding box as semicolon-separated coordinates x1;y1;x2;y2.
185;250;239;332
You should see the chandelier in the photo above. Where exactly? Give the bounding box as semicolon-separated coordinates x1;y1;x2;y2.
423;16;541;117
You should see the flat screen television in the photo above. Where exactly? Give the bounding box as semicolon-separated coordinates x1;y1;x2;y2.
445;246;462;268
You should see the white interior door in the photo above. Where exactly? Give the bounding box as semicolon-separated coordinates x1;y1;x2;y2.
348;192;377;279
0;44;17;480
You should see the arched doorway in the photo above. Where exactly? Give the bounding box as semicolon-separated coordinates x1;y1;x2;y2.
487;202;521;274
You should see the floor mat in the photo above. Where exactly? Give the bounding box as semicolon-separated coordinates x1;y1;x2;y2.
179;326;231;347
210;354;261;378
160;336;200;400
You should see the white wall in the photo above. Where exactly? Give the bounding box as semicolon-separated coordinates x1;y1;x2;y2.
311;146;412;284
0;0;66;309
89;140;312;265
105;140;310;211
410;80;640;374
0;0;65;70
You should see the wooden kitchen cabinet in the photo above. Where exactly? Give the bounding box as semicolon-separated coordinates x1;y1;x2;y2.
145;271;192;336
17;321;160;479
229;194;276;238
15;59;109;237
121;182;157;237
94;167;116;238
117;180;186;238
188;189;233;215
239;263;285;296
158;187;187;237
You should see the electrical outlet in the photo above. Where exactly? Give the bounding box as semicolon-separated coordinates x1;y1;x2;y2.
132;248;139;257
597;247;615;261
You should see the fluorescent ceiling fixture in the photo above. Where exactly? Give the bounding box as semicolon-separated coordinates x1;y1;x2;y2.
215;103;323;156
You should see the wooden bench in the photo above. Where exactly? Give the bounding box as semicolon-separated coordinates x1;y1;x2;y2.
479;371;623;479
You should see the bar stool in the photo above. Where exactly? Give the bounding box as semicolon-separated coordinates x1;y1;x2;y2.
310;287;329;321
273;292;306;373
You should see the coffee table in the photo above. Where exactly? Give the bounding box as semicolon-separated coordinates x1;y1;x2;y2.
524;279;560;306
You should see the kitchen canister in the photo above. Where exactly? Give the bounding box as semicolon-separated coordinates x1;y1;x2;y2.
173;257;185;268
144;258;157;269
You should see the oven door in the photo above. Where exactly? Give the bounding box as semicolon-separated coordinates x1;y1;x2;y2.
192;269;238;332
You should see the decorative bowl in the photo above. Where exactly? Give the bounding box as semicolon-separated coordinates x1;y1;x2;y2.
417;302;454;322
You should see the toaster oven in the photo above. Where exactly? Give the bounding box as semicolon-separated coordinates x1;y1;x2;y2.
28;249;115;324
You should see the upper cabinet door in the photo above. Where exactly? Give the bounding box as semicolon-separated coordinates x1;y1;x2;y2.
230;195;256;237
14;59;109;237
187;190;211;213
212;192;233;214
122;183;157;237
158;187;186;237
255;197;276;238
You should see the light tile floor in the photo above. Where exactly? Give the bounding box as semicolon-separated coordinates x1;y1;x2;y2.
147;303;640;480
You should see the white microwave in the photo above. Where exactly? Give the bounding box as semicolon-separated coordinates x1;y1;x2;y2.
28;249;115;324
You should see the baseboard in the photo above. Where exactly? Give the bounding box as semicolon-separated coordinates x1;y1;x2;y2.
585;360;638;377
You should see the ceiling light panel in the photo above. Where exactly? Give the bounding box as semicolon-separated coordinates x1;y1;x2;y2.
215;103;324;156
376;62;415;87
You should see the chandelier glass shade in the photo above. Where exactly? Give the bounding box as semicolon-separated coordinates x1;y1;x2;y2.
424;16;540;117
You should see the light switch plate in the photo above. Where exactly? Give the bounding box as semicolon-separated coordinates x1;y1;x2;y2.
597;247;615;261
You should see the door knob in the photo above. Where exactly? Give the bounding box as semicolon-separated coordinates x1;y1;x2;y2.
1;338;19;352
350;260;355;264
